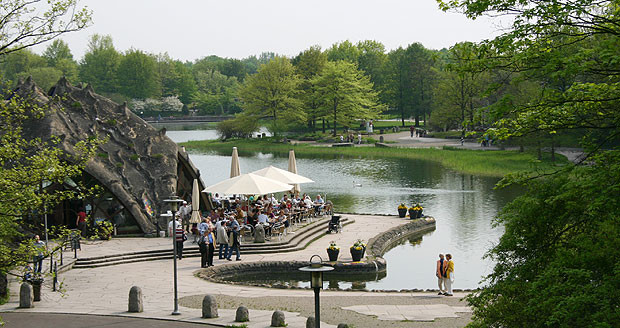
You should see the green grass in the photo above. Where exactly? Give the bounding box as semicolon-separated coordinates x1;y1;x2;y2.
181;139;568;177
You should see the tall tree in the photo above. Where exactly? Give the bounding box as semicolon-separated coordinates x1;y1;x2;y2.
237;56;303;134
313;61;385;136
79;34;120;94
356;40;387;90
404;43;436;126
292;45;328;131
43;39;79;83
383;47;410;126
117;49;160;99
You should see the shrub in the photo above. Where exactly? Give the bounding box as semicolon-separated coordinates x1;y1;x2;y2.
216;116;259;140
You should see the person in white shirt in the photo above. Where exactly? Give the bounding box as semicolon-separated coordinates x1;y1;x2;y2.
314;194;325;212
303;196;313;208
257;210;268;224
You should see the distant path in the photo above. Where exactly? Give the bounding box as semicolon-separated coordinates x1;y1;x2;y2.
375;130;585;164
0;312;218;328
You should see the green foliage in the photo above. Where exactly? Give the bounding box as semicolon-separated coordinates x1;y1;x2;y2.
79;34;121;94
312;61;385;136
0;90;102;275
238;57;304;135
117;49;160;99
215;116;260;140
466;152;620;327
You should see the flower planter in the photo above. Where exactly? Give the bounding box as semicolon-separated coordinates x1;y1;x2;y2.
350;247;366;262
327;248;339;261
397;208;407;218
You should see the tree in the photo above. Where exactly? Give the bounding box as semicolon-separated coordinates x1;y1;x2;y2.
312;61;385;136
437;0;620;326
0;0;91;57
42;39;73;67
383;47;410;126
43;39;79;83
356;40;387;90
79;34;120;94
117;49;160;99
237;56;303;135
0;49;46;82
326;40;360;63
292;45;328;131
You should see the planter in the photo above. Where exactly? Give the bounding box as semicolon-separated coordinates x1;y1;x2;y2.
350;247;366;262
327;248;339;262
397;208;407;218
409;209;422;219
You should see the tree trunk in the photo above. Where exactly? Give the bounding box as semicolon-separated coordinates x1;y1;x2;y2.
332;99;338;137
551;137;556;162
537;140;542;160
322;119;325;133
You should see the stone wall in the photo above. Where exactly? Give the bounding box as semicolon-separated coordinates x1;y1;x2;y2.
367;217;436;257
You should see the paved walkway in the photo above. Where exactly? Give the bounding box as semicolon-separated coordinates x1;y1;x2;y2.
1;214;469;327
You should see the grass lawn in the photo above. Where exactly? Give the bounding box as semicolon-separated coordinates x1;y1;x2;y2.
181;138;569;178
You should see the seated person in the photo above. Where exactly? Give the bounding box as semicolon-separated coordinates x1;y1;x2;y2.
257;210;269;225
303;195;314;209
314;194;325;212
248;208;259;226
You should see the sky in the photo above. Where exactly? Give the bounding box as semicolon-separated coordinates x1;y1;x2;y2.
33;0;508;62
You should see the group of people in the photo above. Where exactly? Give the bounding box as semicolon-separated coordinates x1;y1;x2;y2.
169;192;331;269
435;253;455;296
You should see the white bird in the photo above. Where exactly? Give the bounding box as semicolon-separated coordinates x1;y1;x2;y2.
353;182;362;187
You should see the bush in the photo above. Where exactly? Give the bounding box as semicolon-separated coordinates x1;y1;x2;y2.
216;116;259;140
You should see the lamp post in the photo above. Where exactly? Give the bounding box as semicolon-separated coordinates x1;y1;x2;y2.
299;255;333;328
163;195;184;315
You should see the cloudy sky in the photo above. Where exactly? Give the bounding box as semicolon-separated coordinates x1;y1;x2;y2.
34;0;507;61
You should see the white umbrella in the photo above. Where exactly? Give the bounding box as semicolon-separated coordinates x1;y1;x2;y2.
203;173;293;196
288;149;300;194
252;165;314;185
230;147;240;178
190;179;201;224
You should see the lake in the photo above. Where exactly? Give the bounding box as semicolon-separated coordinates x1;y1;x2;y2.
166;127;519;290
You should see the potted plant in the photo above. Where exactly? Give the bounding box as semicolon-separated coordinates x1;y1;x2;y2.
397;203;408;218
326;241;340;261
350;239;366;262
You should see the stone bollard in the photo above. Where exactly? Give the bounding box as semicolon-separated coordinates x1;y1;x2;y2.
202;294;218;318
19;283;34;308
254;224;265;243
271;310;286;327
379;136;384;143
337;324;351;328
235;306;249;322
306;316;316;328
128;286;143;313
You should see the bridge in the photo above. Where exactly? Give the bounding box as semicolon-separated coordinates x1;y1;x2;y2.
144;115;233;123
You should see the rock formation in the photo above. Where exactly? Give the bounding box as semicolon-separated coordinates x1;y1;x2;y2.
10;77;209;234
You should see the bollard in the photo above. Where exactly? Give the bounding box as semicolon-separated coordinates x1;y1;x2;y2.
202;294;218;318
235;306;249;322
128;286;144;312
271;310;286;327
306;316;316;328
19;283;34;308
379;136;384;143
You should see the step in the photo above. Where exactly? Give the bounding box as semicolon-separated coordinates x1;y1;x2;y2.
73;217;351;269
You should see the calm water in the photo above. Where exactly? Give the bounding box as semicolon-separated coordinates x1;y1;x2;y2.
165;127;519;290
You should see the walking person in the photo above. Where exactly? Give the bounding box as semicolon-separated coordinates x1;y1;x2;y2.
226;218;241;261
436;253;447;295
33;235;46;274
206;226;216;267
443;253;455;296
410;125;415;137
216;220;229;259
174;217;185;260
76;209;88;236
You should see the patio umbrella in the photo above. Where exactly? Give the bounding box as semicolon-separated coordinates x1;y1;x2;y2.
189;179;201;224
203;173;293;196
251;165;313;185
230;147;241;178
288;149;300;194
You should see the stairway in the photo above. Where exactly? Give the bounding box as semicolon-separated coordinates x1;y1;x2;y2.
72;217;352;269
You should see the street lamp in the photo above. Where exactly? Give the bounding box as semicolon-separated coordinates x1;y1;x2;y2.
163;195;184;316
299;255;333;328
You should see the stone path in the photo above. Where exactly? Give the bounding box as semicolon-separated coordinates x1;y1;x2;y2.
1;214;470;327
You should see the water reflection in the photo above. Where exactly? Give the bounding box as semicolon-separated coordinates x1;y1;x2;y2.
166;131;519;289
